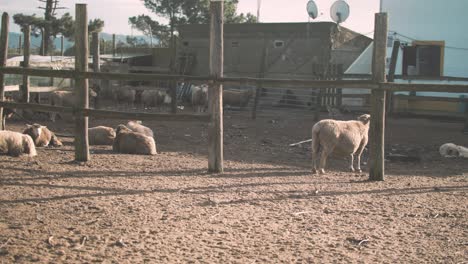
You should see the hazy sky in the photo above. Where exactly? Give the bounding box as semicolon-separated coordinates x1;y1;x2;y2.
1;0;379;36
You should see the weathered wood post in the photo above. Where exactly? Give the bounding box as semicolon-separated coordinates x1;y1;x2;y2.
18;35;22;55
208;0;224;173
251;37;268;119
386;40;400;114
0;12;9;131
112;34;116;57
60;35;64;56
92;32;101;109
369;13;388;181
21;26;30;103
74;4;90;161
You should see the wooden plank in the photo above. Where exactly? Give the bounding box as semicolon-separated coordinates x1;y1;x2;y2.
0;101;73;113
112;34;116;57
0;12;9;130
386;40;400;114
382;83;468;93
5;85;61;93
21;26;30;103
74;4;90;162
252;36;268;119
394;94;468;103
395;75;468;82
369;13;388;182
208;0;224;173
0;101;211;122
92;32;101;109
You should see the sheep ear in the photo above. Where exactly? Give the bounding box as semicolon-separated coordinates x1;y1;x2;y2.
26;124;32;128
41;125;47;129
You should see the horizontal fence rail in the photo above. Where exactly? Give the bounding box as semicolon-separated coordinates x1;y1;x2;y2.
0;101;211;122
3;67;468;93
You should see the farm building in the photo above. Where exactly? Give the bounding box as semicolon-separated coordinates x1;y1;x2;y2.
177;22;371;109
344;0;468;116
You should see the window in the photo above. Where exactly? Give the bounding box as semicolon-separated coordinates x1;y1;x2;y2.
182;41;189;47
231;41;239;48
274;40;284;48
402;41;444;77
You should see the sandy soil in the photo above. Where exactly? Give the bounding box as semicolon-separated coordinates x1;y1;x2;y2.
0;111;467;263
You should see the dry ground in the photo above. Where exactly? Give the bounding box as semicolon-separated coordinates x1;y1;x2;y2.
0;111;467;263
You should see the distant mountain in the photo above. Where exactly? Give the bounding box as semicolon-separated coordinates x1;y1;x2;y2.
8;32;156;53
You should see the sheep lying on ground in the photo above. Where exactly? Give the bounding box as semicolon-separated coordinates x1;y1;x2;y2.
126;120;154;138
311;114;371;174
89;126;116;145
23;124;63;147
223;88;254;108
0;131;37;157
141;90;172;111
191;84;208;112
49;90;98;122
113;125;157;155
439;143;468;158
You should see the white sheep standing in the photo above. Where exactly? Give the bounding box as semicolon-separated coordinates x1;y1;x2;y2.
0;131;37;157
89;126;116;145
126;120;154;138
439;143;468;158
311;114;371;174
191;84;209;113
49;90;98;122
113;125;157;155
23;124;63;147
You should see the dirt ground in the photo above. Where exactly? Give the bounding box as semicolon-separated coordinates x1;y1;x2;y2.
0;111;467;263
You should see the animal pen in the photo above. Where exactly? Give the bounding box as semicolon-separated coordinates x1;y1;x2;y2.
1;2;468;181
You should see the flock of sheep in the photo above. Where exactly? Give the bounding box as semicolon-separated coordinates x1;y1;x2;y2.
0;120;157;157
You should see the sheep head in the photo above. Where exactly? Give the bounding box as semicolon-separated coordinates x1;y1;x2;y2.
116;124;132;134
24;123;46;140
357;114;371;125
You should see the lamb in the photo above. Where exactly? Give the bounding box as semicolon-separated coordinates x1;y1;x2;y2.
23;123;63;147
126;120;154;138
311;114;371;174
89;126;116;145
49;90;97;122
141;89;172;111
223;88;254;108
439;143;468;158
0;131;37;157
113;124;157;155
191;84;208;112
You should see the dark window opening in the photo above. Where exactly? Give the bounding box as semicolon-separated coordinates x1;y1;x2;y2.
231;41;239;48
402;43;442;77
183;41;189;47
274;40;284;48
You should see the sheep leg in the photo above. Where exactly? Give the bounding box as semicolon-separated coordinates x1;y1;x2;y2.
355;154;362;173
311;139;320;174
349;154;355;172
318;150;329;174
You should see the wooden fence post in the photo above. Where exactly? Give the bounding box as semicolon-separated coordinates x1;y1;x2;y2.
92;32;101;109
112;34;116;57
21;26;30;103
74;4;90;161
369;13;388;181
252;37;268;120
386;40;400;114
0;12;9;131
60;35;64;56
18;35;22;55
208;0;224;173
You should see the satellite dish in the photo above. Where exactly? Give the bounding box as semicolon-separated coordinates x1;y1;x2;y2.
330;0;350;24
306;0;318;19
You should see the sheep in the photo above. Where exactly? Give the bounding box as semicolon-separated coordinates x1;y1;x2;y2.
126;120;154;138
0;131;37;157
311;114;371;174
439;143;468;158
89;126;116;145
191;84;209;112
113;124;157;155
141;89;172;111
49;89;98;122
114;86;136;108
223;88;254;108
23;123;63;147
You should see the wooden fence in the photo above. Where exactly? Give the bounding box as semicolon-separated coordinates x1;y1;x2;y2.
1;4;468;180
